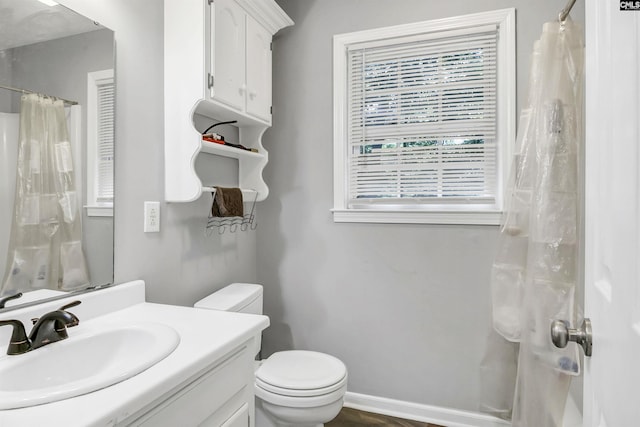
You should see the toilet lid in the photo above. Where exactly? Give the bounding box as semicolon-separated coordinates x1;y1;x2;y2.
256;351;347;392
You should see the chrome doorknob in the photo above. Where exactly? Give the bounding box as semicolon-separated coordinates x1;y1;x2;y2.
550;318;592;357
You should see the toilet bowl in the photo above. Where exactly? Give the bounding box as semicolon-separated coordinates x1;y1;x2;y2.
195;283;347;427
255;350;347;427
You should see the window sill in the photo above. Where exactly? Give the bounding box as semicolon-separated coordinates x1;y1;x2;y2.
85;204;113;217
331;209;501;225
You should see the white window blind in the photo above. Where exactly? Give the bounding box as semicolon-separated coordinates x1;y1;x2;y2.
86;69;114;216
346;26;499;207
95;79;114;203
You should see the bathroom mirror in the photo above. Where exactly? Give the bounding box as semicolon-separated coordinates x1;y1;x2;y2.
0;0;115;312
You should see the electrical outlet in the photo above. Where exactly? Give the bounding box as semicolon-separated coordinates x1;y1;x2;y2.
144;201;160;233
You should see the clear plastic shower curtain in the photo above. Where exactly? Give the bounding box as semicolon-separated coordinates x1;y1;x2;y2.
483;20;584;426
1;94;89;295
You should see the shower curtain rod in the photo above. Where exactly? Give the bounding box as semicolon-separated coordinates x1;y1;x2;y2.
0;84;78;106
559;0;578;22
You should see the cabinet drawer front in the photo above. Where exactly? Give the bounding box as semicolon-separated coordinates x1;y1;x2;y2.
132;347;251;427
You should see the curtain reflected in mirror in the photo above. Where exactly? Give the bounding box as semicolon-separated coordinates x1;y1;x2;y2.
0;0;115;310
4;94;89;293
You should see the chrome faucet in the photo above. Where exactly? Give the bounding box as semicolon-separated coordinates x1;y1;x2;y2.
0;300;81;355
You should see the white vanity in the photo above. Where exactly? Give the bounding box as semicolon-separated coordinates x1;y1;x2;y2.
0;281;269;427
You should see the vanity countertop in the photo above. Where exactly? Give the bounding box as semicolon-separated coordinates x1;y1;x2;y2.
0;281;269;427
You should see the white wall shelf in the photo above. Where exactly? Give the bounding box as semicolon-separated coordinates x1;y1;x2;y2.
195;94;270;128
201;187;257;199
164;0;292;204
200;140;264;160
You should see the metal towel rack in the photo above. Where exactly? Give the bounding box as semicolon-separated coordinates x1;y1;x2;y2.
205;188;258;235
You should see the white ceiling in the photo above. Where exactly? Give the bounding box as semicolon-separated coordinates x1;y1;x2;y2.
0;0;104;51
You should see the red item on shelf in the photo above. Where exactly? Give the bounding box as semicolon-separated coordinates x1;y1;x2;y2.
202;136;225;145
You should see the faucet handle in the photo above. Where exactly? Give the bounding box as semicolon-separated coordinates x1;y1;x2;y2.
57;300;81;329
59;300;81;311
0;292;23;309
0;320;31;355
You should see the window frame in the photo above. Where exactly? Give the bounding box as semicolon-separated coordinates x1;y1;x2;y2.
86;69;115;217
332;9;516;225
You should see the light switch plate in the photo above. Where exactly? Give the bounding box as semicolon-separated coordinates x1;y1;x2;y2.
144;201;160;232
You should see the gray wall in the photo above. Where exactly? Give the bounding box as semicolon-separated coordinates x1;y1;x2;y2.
8;29;115;286
259;0;584;412
58;0;257;306
57;0;584;415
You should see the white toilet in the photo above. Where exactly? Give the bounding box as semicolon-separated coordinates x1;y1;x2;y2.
195;283;348;427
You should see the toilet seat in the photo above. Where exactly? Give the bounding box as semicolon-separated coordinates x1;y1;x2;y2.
255;381;348;409
255;350;348;408
255;375;346;397
256;350;347;395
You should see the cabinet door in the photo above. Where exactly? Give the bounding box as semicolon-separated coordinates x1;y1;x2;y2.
245;15;272;122
212;0;246;111
126;347;250;427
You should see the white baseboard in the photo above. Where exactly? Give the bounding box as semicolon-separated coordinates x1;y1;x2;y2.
343;392;511;427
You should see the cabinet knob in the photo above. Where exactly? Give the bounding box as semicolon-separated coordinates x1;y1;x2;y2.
249;91;257;100
239;84;246;96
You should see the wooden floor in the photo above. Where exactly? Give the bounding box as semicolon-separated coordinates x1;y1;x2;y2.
326;407;444;427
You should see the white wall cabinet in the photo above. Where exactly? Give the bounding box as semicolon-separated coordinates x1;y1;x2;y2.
164;0;292;203
210;0;273;123
210;0;246;113
244;15;272;122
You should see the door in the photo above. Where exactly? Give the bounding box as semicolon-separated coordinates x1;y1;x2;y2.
211;0;246;110
245;14;272;122
584;1;640;426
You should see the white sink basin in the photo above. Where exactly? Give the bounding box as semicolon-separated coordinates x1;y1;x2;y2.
0;322;180;409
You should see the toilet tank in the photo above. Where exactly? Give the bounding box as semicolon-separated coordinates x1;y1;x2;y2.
194;283;263;314
195;283;264;357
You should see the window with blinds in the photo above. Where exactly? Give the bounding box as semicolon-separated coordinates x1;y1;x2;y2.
87;69;114;216
95;79;114;203
333;10;515;224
